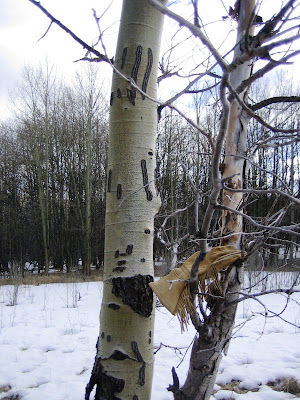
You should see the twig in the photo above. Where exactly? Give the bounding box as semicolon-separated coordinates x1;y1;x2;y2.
27;0;111;63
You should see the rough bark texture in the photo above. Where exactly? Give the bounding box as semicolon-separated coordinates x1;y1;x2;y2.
221;0;256;248
169;2;256;399
86;0;165;399
169;262;244;400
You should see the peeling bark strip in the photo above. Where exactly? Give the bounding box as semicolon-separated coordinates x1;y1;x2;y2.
107;170;112;192
111;274;154;317
85;357;125;400
131;45;143;83
141;160;153;201
142;48;153;99
117;184;122;199
121;47;127;69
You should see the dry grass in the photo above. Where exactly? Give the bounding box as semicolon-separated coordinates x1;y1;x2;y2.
216;380;259;397
218;380;253;394
216;378;300;399
0;385;20;399
0;270;103;286
267;377;300;396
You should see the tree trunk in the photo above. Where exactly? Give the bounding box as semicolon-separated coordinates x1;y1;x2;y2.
221;0;256;248
85;103;92;276
86;0;165;398
169;2;256;399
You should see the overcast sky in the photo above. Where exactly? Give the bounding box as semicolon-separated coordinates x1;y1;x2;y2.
0;0;298;120
0;0;122;119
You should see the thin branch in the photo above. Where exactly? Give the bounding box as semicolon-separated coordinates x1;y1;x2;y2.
232;50;300;100
167;105;214;151
189;252;206;330
227;78;300;134
251;96;300;111
222;184;300;205
160;64;221;108
185;80;220;94
229;286;300;305
147;0;228;72
252;0;299;47
27;0;111;63
37;21;53;42
217;204;300;236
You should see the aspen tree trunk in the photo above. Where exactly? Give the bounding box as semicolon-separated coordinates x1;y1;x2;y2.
170;2;256;399
221;0;255;248
86;1;165;398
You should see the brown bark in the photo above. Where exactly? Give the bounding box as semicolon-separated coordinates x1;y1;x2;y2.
169;2;256;399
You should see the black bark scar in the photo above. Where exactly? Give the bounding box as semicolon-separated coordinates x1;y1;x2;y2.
126;244;133;255
108;303;120;310
107;170;112;192
117;184;122;200
141;160;153;201
110;92;114;106
127;88;136;106
131;341;146;386
142;48;153;99
111;274;154;317
113;266;126;273
85;357;125;400
131;45;143;83
121;47;127;69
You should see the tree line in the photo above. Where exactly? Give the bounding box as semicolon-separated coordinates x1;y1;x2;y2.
156;72;300;269
0;64;108;275
0;65;299;275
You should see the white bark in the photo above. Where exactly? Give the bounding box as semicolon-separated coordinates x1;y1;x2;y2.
86;1;165;399
221;0;256;248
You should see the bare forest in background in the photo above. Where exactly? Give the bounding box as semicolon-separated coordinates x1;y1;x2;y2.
1;65;299;277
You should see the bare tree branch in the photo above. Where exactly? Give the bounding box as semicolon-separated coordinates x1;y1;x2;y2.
217;204;300;236
222;183;300;205
231;50;300;99
27;0;111;63
251;95;300;111
147;0;228;71
227;78;300;134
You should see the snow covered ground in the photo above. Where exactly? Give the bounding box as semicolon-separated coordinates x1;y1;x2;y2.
0;272;299;400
